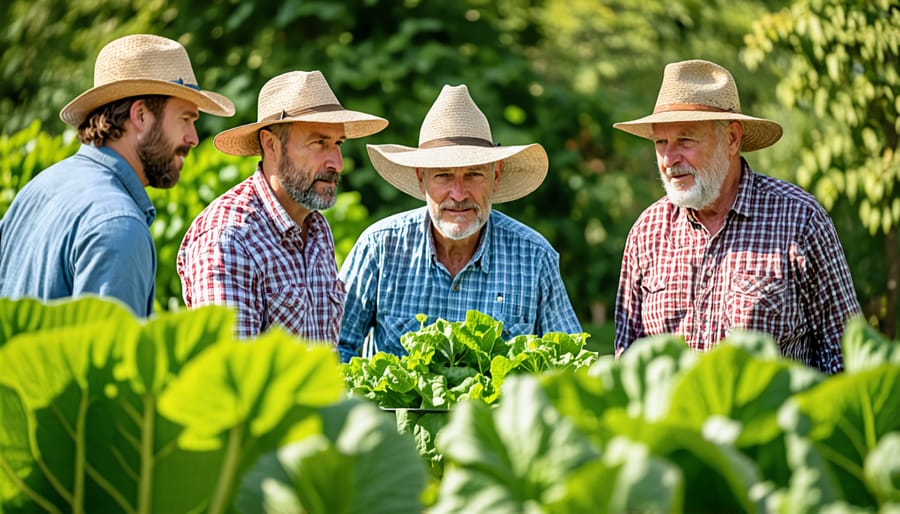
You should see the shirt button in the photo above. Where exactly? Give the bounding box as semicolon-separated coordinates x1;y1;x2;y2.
453;285;460;292
705;268;713;278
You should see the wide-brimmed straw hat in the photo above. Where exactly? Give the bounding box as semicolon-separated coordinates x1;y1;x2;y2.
214;71;388;156
613;59;782;152
367;84;548;203
60;34;235;128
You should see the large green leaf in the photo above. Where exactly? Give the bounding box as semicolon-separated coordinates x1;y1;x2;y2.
234;399;425;514
0;299;242;514
122;305;234;395
159;331;343;449
431;376;599;513
779;364;900;506
0;319;136;513
544;436;685;514
0;296;135;347
863;432;900;504
588;333;697;422
666;343;823;447
603;411;765;513
158;330;344;514
842;317;900;374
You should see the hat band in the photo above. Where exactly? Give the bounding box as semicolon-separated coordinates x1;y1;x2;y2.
419;136;494;149
653;103;735;114
171;78;201;91
261;103;344;122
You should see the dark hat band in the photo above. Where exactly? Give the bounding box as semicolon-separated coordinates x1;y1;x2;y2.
653;103;735;114
261;103;344;122
419;136;494;149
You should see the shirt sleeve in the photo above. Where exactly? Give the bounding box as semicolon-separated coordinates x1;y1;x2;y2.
614;225;645;357
802;212;862;374
535;248;582;335
73;215;155;317
337;233;379;362
178;228;263;338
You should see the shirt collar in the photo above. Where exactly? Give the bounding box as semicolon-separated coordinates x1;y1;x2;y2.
81;144;155;224
422;209;492;274
251;163;298;235
729;157;755;218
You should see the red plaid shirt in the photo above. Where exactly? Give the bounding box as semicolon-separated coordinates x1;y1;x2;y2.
177;166;345;344
615;160;860;374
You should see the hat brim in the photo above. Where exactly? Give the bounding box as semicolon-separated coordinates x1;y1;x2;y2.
613;111;783;152
59;79;236;127
367;143;548;203
214;111;388;156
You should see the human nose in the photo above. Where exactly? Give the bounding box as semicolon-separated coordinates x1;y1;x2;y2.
658;142;679;169
448;175;467;200
185;122;199;147
327;146;344;172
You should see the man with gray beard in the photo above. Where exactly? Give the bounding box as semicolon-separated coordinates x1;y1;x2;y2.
612;59;860;374
337;85;581;361
177;71;387;342
0;34;234;317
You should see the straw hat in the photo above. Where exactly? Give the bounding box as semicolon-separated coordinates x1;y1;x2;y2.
613;59;782;151
60;34;235;127
213;71;388;156
367;85;548;203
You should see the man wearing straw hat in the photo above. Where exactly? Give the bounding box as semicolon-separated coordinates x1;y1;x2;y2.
177;71;387;343
338;84;581;361
612;59;860;374
0;34;234;317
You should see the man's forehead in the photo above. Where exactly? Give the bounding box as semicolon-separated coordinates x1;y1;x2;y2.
424;163;492;172
291;121;347;139
650;121;715;136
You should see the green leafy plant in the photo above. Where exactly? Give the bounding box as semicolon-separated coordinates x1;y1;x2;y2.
431;319;900;513
0;297;423;514
343;310;597;410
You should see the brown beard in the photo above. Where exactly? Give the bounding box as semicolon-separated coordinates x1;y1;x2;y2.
137;119;190;189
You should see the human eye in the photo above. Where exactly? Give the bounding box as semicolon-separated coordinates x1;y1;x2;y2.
680;137;699;148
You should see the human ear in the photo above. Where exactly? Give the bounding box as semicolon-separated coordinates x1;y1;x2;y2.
416;168;426;194
130;100;149;131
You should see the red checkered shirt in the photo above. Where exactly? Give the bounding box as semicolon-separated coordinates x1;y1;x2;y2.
177;166;345;344
615;160;861;374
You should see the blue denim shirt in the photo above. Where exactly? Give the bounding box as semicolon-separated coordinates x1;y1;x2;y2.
338;207;582;361
0;144;157;316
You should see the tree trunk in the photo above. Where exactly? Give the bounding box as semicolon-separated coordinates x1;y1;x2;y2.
884;227;898;338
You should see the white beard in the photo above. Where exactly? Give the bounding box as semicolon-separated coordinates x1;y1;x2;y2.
662;138;731;210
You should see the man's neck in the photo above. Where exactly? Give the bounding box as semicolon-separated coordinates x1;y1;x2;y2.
105;137;147;186
433;229;482;278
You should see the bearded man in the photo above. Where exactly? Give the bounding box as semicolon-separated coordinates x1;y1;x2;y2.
177;71;386;343
337;84;582;361
0;34;234;316
612;59;860;374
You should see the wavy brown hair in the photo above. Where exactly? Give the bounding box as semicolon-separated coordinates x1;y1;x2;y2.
77;95;168;146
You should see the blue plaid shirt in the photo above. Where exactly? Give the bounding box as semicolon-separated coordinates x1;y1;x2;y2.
338;207;582;361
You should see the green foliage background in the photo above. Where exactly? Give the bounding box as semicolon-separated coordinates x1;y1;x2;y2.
2;0;898;335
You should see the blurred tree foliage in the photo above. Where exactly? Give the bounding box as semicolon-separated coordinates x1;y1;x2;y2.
2;0;896;333
743;0;900;334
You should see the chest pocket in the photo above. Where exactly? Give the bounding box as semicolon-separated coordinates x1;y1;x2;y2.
485;292;534;339
724;272;790;340
266;282;345;344
641;272;687;335
382;314;426;353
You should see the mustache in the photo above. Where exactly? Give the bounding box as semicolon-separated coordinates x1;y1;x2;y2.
175;146;191;158
314;170;340;183
665;165;695;178
440;201;479;211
